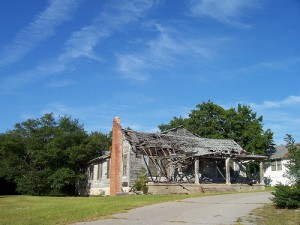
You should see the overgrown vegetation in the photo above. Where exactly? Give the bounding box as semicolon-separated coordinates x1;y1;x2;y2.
159;100;274;155
132;167;148;194
0;113;111;196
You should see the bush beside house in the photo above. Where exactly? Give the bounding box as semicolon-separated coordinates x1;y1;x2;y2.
271;135;300;209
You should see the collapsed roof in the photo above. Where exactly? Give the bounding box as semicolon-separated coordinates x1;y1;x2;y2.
123;127;266;161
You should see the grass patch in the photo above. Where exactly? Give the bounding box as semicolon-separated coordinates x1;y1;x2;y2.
0;190;269;225
252;204;300;225
0;193;217;225
264;186;275;192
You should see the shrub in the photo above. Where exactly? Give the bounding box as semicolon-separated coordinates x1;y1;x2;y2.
133;167;148;194
271;181;300;209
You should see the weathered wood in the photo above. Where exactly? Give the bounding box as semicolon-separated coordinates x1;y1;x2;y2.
225;158;231;184
123;128;267;185
194;158;200;184
259;161;265;185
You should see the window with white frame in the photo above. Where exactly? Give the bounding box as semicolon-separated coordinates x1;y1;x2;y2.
271;160;282;171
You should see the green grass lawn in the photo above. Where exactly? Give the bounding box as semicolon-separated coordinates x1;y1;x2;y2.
238;200;300;225
253;204;300;225
1;190;296;225
0;194;206;225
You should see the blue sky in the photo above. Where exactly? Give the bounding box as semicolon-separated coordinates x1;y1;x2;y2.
0;0;299;145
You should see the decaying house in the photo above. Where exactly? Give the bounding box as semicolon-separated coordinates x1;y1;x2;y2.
81;117;267;196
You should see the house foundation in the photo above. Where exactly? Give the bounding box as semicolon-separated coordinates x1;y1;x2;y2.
147;183;265;195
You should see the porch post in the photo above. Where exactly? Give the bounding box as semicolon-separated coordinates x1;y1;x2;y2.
194;157;200;184
259;161;265;185
225;158;231;184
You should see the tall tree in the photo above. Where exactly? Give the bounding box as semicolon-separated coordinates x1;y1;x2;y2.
284;134;300;183
186;100;226;139
159;101;274;155
0;113;110;195
158;116;187;132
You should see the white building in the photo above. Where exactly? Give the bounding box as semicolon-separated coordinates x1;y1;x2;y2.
264;145;290;186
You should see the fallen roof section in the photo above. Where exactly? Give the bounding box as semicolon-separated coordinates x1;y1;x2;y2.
123;129;267;160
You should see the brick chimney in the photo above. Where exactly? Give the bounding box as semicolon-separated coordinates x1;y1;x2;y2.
110;116;122;196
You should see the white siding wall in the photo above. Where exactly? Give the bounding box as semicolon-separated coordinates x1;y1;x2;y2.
88;159;111;195
264;159;290;186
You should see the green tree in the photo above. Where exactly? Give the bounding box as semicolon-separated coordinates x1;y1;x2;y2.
186;100;227;139
159;100;274;155
0;113;110;195
271;134;300;209
158;116;187;132
284;134;300;183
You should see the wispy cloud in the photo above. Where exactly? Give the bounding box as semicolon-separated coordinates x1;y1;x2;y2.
117;54;149;81
61;0;155;61
249;95;300;110
0;0;81;67
148;24;219;63
116;23;226;81
244;96;300;144
0;0;155;93
188;0;259;27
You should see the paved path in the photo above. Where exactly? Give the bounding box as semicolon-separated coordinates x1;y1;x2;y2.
74;192;272;225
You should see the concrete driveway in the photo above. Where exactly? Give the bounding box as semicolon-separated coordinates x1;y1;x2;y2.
74;192;272;225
